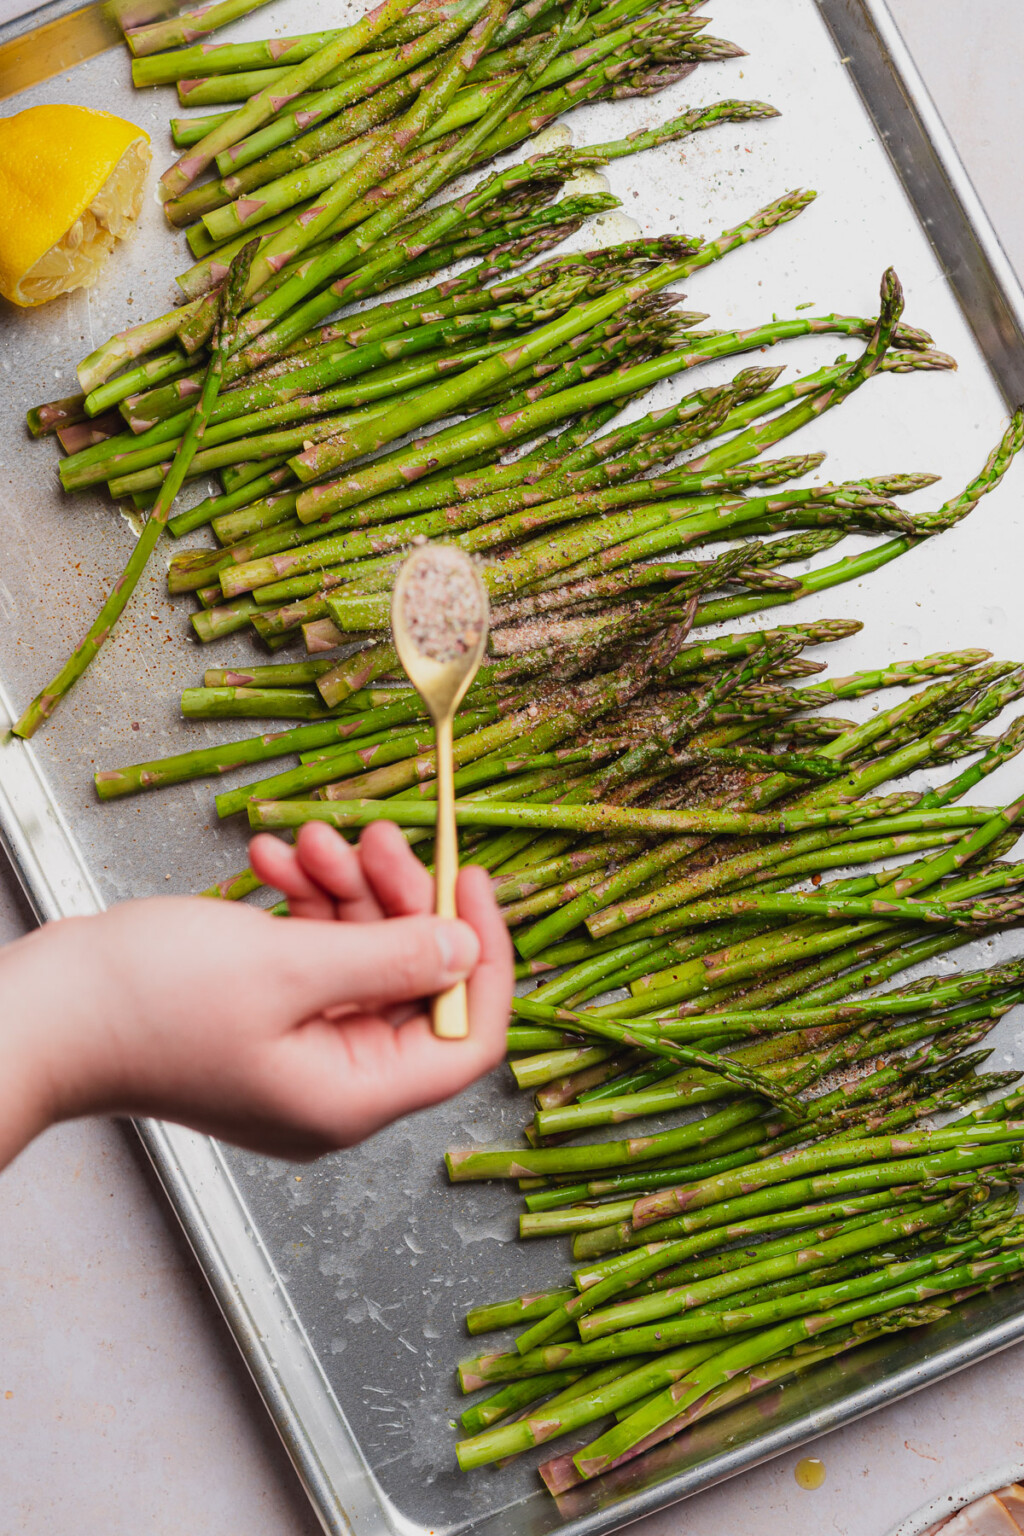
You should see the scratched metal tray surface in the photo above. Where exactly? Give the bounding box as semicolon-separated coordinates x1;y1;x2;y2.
3;0;1024;1531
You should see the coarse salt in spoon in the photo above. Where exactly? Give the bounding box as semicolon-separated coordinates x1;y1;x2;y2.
391;543;489;1039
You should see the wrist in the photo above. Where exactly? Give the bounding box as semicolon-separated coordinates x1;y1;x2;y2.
0;916;116;1167
0;925;65;1165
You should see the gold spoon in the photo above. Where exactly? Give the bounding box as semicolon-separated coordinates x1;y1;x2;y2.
391;546;489;1039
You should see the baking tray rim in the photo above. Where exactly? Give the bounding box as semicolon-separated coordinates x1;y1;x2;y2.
2;0;1024;1532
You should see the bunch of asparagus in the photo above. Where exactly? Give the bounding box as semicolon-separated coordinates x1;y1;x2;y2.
20;0;779;735
450;1112;1024;1493
77;244;1023;905
34;211;979;717
427;645;1024;1493
34;0;757;434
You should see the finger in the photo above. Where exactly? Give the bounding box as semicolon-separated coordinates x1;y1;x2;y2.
357;820;434;917
294;821;385;922
459;863;514;1057
248;833;336;922
272;1005;512;1147
296;866;512;1140
259;912;481;1017
320;998;423;1027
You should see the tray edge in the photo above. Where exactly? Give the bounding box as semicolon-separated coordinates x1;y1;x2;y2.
1;0;1024;1531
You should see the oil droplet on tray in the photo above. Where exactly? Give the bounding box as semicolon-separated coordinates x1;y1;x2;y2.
525;123;573;155
119;506;146;538
558;169;611;199
794;1457;826;1490
587;211;642;248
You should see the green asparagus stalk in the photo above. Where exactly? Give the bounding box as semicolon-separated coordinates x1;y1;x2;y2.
456;1237;1016;1469
25;392;88;436
529;1201;963;1353
247;794;992;837
157;0;420;203
513;997;807;1119
125;0;278;55
291;191;817;518
569;1243;1024;1479
446;1097;1024;1181
557;872;1024;935
459;1368;587;1433
215;708;497;815
14;243;259;737
201;658;346;689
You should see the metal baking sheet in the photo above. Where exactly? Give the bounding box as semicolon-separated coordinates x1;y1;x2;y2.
2;0;1024;1531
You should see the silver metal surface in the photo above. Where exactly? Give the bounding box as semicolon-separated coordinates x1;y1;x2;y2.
0;0;199;100
1;0;1024;1532
815;0;1024;407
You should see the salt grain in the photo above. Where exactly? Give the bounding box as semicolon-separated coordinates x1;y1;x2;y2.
401;546;484;664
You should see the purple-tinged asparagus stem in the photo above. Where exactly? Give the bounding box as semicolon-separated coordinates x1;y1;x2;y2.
156;0;419;203
13;243;258;738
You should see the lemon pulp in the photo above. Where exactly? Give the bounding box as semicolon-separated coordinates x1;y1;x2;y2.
0;105;151;307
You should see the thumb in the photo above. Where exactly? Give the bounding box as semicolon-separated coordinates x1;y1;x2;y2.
259;913;480;1017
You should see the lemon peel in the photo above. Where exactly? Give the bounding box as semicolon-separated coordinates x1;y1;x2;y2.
0;104;151;307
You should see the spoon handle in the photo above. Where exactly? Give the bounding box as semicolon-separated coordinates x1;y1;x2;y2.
432;712;469;1039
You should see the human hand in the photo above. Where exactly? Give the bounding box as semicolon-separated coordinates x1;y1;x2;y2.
0;822;512;1166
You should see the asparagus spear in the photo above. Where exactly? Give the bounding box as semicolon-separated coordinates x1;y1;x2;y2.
248;794;994;837
569;1242;1024;1478
13;242;259;738
530;1201;963;1353
157;0;421;202
291;192;818;509
126;0;280;55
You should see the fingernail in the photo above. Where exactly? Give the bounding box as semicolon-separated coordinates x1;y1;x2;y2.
435;920;479;979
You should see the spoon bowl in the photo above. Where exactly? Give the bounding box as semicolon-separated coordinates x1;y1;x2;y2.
391;546;490;1039
391;636;486;720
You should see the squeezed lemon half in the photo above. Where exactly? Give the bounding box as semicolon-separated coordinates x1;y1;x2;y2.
0;104;151;308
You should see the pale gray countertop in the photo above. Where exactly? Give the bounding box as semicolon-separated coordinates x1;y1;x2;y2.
3;2;1024;1530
